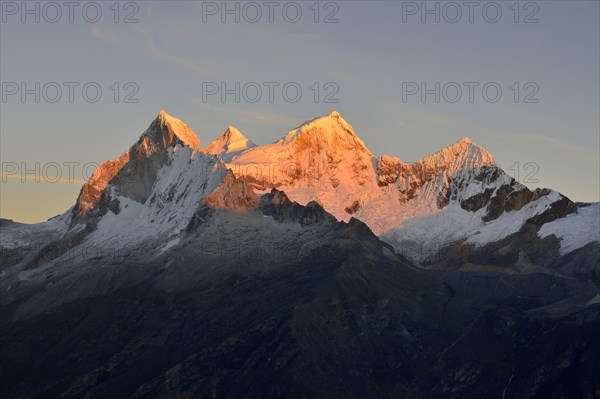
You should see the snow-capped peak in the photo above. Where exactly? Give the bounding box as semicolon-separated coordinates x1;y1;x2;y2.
288;110;353;134
157;108;169;120
150;109;202;150
329;110;341;119
224;125;244;139
75;110;202;215
278;111;370;154
417;136;495;171
205;126;256;160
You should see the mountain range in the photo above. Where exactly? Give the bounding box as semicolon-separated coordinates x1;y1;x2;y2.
1;110;599;398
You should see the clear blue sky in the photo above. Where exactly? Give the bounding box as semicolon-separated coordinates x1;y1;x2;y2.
1;1;599;223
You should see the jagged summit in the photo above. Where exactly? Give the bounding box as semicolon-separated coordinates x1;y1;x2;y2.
75;110;202;215
157;108;169;120
225;125;242;137
146;109;202;150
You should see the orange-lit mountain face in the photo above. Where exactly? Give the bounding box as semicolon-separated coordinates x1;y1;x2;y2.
75;110;498;234
205;126;256;162
221;111;499;236
75;110;202;216
63;109;596;266
76;150;131;215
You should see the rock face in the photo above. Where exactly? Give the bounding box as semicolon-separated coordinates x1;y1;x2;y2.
200;172;260;211
75;110;201;216
380;163;597;280
424;200;599;284
76;151;131;215
259;189;337;226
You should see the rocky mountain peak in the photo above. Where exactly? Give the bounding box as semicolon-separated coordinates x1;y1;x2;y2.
145;109;202;151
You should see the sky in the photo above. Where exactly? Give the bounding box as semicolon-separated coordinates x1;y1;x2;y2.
1;0;599;223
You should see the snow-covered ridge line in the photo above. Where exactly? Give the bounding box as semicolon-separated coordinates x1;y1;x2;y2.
76;109;493;220
3;109;596;271
539;203;600;255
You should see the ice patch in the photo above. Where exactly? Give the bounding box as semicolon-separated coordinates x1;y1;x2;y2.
538;203;600;255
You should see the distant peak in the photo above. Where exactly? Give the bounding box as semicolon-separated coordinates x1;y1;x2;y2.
294;111;351;130
157;109;180;127
156;109;179;126
223;125;245;139
282;111;358;141
452;137;489;153
149;109;201;150
419;136;495;170
205;125;256;157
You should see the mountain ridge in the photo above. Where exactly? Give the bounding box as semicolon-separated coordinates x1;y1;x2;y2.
2;109;597;279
